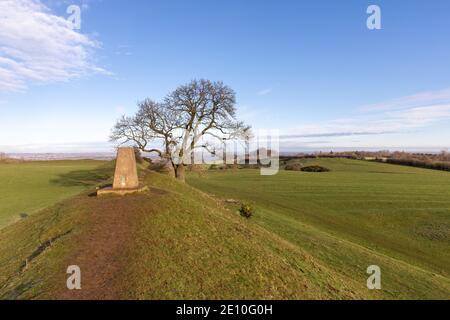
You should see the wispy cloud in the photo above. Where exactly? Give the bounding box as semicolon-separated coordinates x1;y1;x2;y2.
115;105;126;114
0;0;109;92
115;44;132;56
360;87;450;111
0;141;114;153
281;131;392;139
44;0;92;11
257;88;272;96
281;99;450;140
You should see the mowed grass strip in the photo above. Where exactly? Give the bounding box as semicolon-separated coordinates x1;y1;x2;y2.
0;160;112;228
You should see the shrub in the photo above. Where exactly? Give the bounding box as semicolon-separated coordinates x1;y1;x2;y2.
301;165;330;172
285;163;303;171
239;203;254;219
148;160;175;177
142;157;153;163
188;164;209;172
385;158;450;172
209;164;236;170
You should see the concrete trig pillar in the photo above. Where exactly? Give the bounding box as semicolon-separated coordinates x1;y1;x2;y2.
112;147;139;189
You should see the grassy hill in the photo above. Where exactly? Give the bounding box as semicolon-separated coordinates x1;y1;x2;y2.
187;158;450;299
0;158;449;299
0;160;111;228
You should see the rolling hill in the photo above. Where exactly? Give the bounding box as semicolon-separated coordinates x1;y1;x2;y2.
0;158;449;299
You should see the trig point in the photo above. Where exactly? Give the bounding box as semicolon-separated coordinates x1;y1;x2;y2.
113;147;139;189
97;147;147;196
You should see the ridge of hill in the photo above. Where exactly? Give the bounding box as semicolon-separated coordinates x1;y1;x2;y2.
0;168;375;299
1;161;449;299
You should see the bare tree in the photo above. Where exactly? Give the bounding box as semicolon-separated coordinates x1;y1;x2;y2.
241;127;254;165
110;80;249;181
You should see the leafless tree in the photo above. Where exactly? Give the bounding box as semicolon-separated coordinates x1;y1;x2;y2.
111;80;249;181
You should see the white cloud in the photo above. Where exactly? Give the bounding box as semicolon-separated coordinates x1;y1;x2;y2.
361;87;450;111
283;88;449;146
282;103;450;140
115;44;132;56
0;0;109;92
0;141;114;153
115;105;126;114
257;88;272;96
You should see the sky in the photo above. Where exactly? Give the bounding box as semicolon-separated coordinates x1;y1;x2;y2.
1;0;450;153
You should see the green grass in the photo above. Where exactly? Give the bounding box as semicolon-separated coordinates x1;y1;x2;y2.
0;167;376;299
0;160;112;228
0;159;449;299
187;158;450;298
124;172;370;299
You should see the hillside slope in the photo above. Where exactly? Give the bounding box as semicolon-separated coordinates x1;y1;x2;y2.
2;163;449;299
188;158;450;299
1;168;385;300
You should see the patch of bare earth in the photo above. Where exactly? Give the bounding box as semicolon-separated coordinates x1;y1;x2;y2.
55;191;160;300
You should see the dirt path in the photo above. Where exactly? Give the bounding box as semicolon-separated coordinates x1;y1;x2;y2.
56;192;155;299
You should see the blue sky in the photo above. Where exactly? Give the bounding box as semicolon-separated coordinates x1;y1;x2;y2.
1;0;450;153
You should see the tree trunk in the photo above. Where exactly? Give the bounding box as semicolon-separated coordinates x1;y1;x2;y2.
245;140;250;165
232;154;238;170
190;141;195;165
166;162;176;178
175;164;185;182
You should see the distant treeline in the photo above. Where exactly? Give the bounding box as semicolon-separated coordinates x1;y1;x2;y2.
293;150;394;159
379;151;450;172
0;152;26;163
382;157;450;171
0;152;10;162
283;150;450;172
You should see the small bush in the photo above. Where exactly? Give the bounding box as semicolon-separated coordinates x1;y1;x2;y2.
188;164;208;172
209;164;235;170
148;161;175;177
142;157;153;163
285;163;303;171
301;165;330;172
239;203;254;218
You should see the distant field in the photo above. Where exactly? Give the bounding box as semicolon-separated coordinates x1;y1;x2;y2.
0;160;112;228
188;158;450;298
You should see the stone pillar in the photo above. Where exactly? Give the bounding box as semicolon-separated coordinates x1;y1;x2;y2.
112;147;139;189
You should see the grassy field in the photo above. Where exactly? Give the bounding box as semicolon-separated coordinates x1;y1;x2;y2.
0;158;449;299
0;160;111;228
0;167;376;299
187;158;450;298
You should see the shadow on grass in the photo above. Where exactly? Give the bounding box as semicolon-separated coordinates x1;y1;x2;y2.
50;164;114;187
